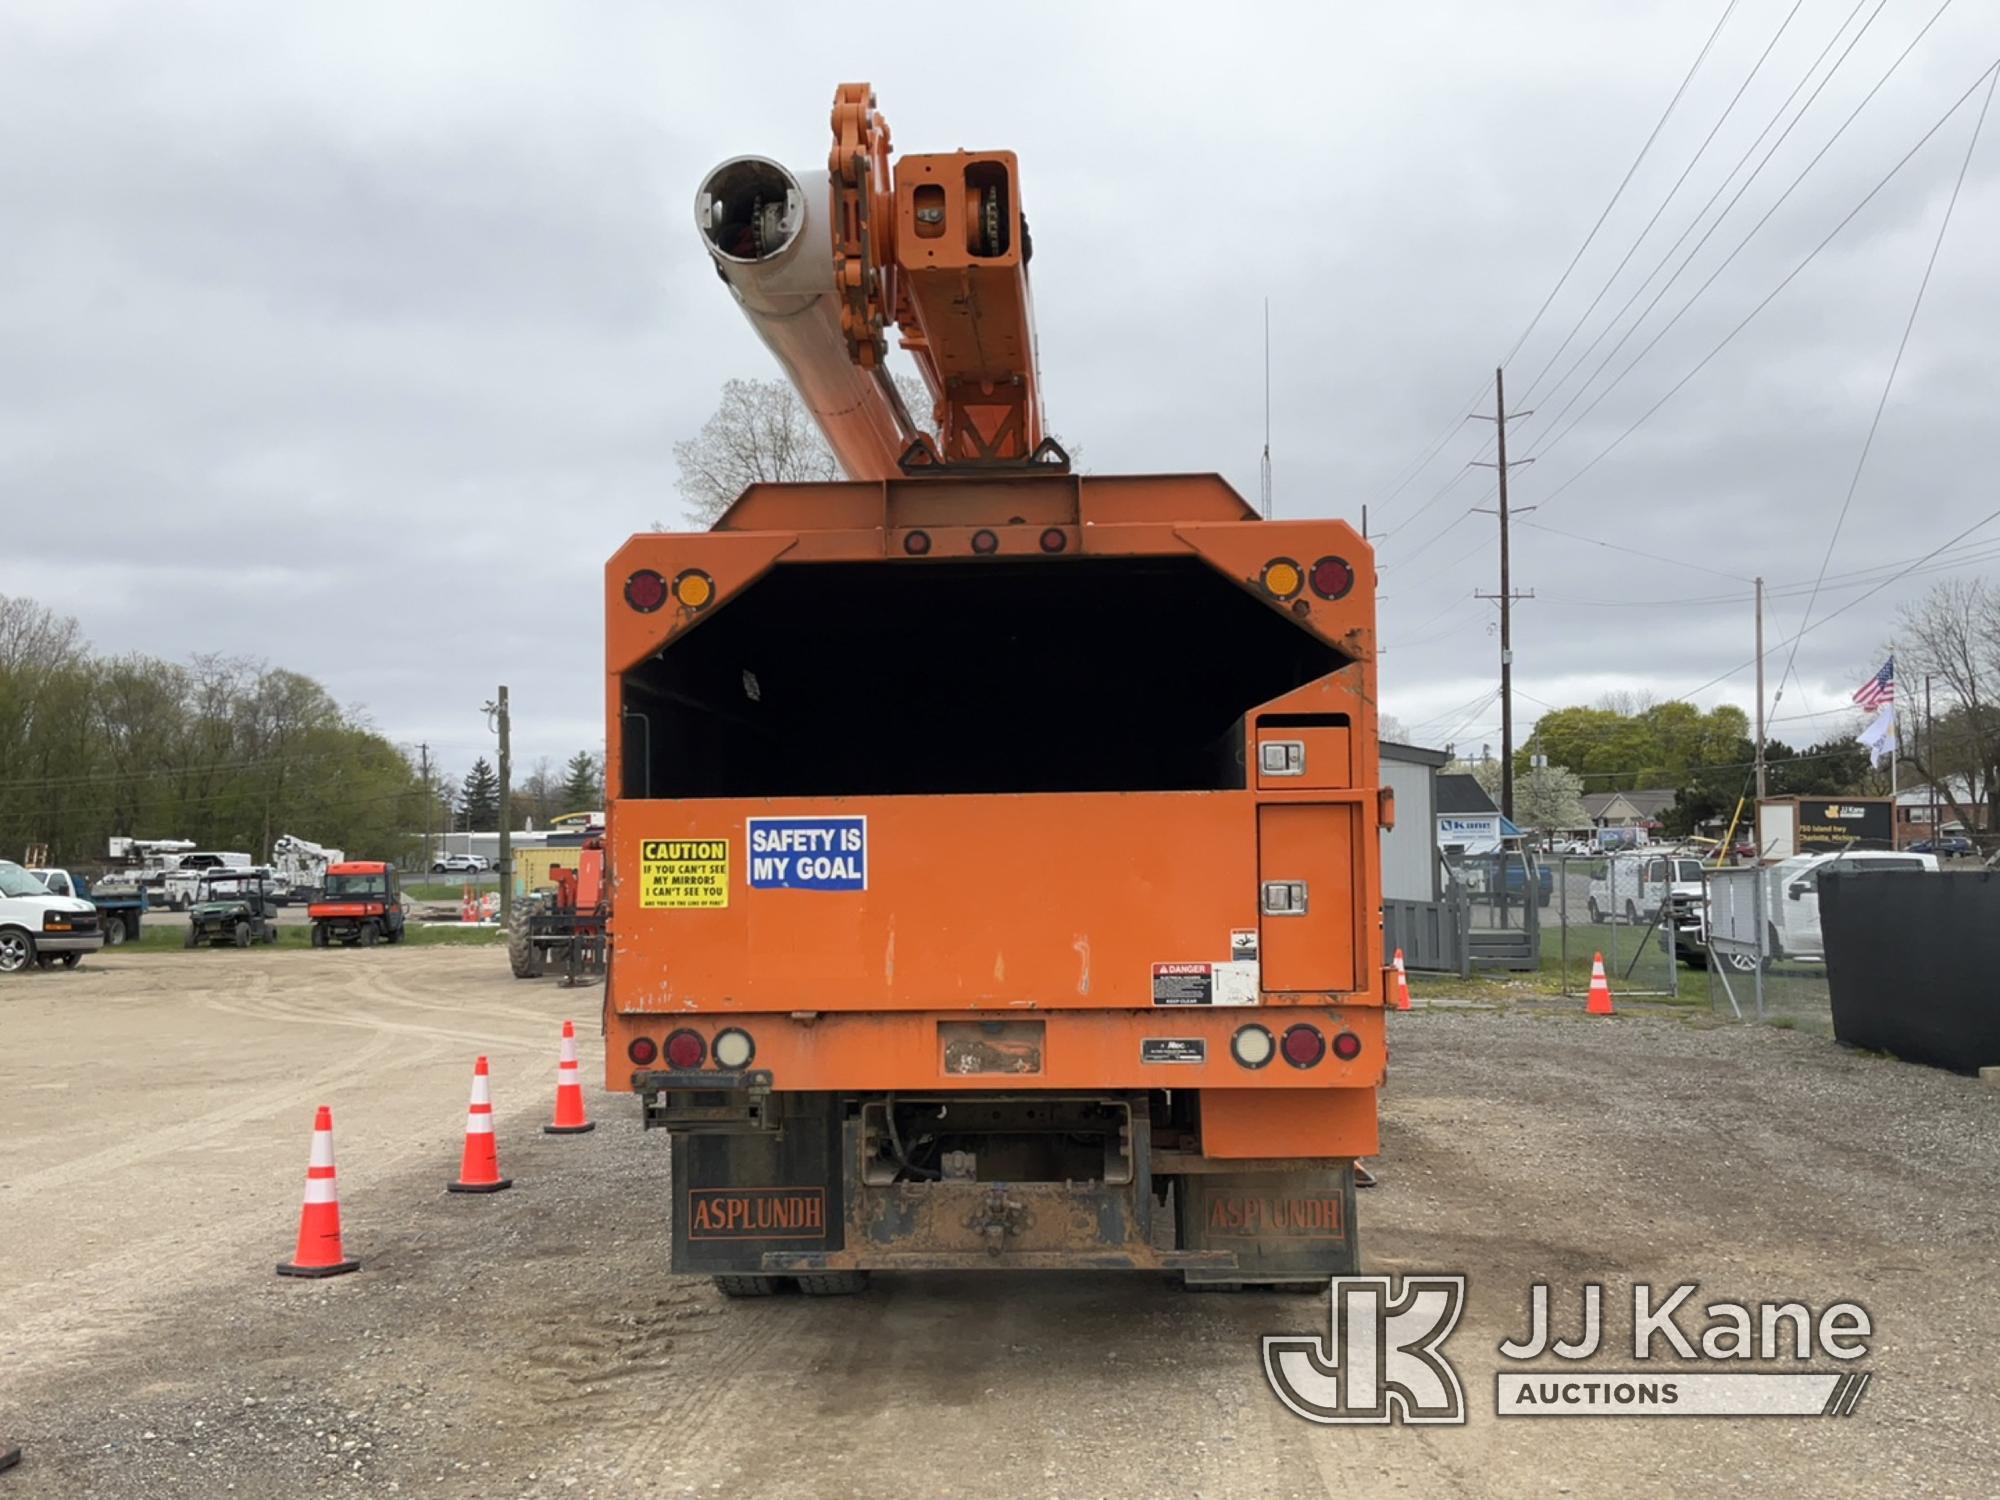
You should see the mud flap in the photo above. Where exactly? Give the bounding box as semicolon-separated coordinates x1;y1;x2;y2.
669;1095;844;1275
1174;1165;1359;1285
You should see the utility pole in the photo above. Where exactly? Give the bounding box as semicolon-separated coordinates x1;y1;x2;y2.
1471;367;1534;823
1753;579;1767;803
419;742;432;871
1925;674;1936;843
485;689;512;928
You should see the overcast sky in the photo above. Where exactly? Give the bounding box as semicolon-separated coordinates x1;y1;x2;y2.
3;0;1995;782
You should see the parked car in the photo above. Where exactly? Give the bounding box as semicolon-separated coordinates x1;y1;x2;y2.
1908;835;1973;857
431;853;489;874
0;859;105;973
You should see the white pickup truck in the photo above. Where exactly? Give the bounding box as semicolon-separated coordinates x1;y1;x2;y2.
0;859;106;974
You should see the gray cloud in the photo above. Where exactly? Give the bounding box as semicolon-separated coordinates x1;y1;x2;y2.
2;0;1993;779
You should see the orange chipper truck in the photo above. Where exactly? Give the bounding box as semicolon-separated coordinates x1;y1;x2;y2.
604;85;1389;1293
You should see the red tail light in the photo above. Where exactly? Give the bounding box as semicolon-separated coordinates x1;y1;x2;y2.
624;569;668;613
1331;1030;1363;1061
626;1036;658;1065
1309;556;1354;600
665;1029;706;1070
1281;1024;1326;1068
1039;527;1068;554
971;529;999;555
904;530;932;556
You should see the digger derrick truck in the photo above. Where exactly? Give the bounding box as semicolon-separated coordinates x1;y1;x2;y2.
604;84;1389;1293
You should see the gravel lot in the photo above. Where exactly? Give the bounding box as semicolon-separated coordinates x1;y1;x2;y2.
3;951;1997;1497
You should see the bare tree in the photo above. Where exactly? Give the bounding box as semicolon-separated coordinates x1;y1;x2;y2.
672;378;842;525
1898;577;2000;845
669;373;1076;528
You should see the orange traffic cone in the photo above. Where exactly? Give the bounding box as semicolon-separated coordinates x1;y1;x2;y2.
1586;952;1616;1015
544;1019;595;1135
276;1106;360;1278
1391;948;1413;1011
448;1056;512;1193
461;884;477;923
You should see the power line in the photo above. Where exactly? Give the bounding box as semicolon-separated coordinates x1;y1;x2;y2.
1773;60;1996;712
1673;504;2000;702
1373;0;1737;512
1528;48;1999;516
1515;0;1807;407
1533;540;2000;608
1517;518;1754;583
1517;0;1886;436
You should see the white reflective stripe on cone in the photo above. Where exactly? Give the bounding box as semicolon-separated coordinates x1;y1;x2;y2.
465;1114;494;1135
303;1178;339;1204
470;1076;492;1106
309;1133;336;1169
559;1035;579;1066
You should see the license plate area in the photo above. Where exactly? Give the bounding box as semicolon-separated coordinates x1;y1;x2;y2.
939;1019;1045;1077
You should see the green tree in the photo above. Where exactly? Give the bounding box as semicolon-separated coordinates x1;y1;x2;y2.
459;757;500;832
561;751;602;809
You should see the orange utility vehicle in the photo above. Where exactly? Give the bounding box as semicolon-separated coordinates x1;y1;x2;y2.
308;861;405;948
604;85;1388;1293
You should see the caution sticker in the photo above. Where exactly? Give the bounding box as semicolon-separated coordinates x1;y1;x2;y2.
639;837;730;908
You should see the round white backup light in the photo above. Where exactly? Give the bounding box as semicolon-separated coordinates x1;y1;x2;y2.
1231;1024;1275;1069
712;1028;755;1070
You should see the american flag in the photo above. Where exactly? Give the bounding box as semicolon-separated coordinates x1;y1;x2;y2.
1853;656;1895;712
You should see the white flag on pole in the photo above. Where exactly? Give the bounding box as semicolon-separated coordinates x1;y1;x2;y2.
1856;703;1896;767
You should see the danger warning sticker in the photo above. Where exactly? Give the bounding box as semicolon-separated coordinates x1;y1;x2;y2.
1153;959;1260;1006
639;837;729;908
1152;963;1214;1006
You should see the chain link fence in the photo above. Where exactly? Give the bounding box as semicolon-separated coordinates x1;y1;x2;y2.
1547;851;1686;998
1702;863;1833;1035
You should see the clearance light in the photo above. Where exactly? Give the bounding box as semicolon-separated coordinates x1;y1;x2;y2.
1231;1024;1275;1070
712;1027;756;1070
1332;1030;1363;1062
1281;1024;1326;1069
624;569;668;613
1261;558;1303;599
1310;556;1355;600
1039;527;1068;554
674;569;715;609
626;1036;658;1065
665;1029;706;1070
904;530;932;556
971;529;1000;555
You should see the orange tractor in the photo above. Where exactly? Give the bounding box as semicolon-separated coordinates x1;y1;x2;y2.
508;839;607;983
603;85;1386;1293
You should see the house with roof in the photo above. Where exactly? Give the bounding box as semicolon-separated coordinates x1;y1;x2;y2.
1579;788;1676;846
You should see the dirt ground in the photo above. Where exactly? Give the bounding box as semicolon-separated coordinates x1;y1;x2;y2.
3;949;1997;1498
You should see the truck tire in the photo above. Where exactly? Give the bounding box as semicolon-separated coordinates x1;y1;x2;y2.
233;921;251;948
61;952;81;969
311;924;328;949
0;928;37;974
796;1272;869;1296
103;917;127;948
360;922;379;947
1587;898;1603;923
712;1275;779;1298
183;926;199;949
508;905;543;979
1624;900;1638;923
